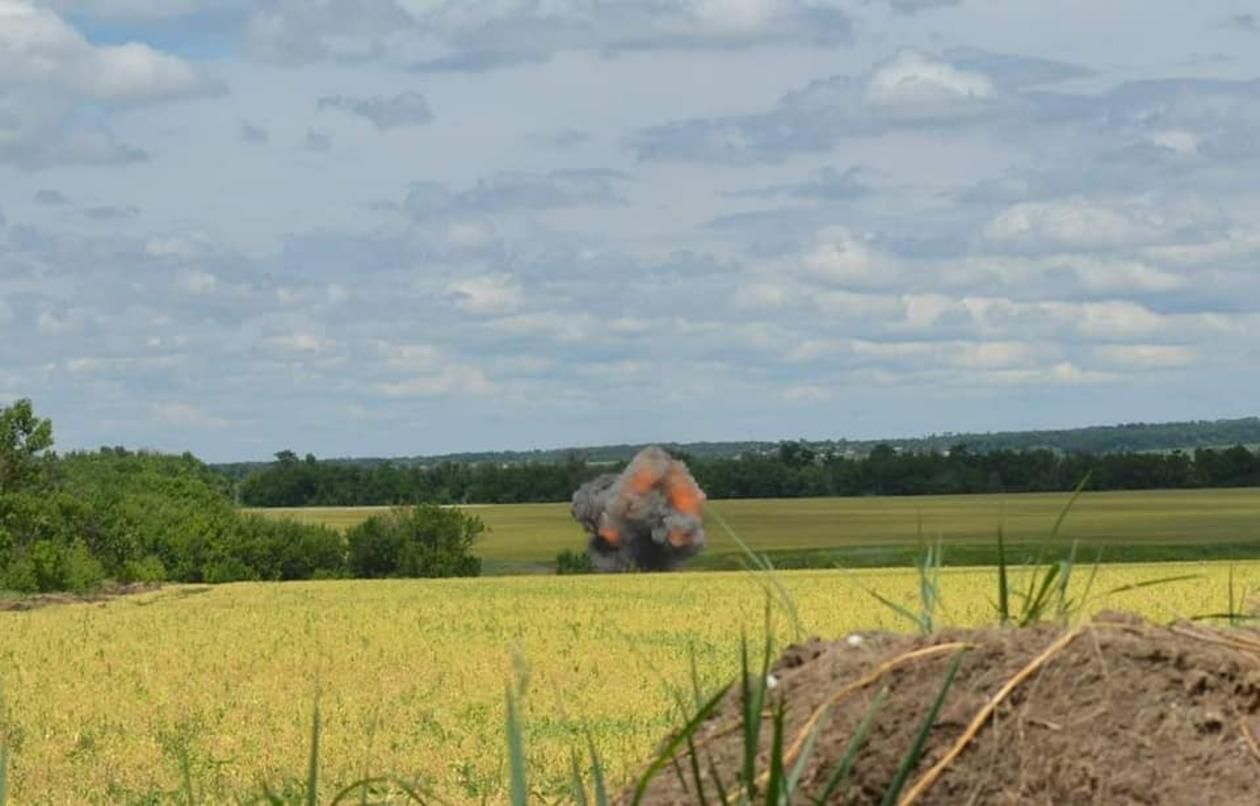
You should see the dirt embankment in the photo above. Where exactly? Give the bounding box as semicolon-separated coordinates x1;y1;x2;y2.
632;612;1260;805
0;581;163;612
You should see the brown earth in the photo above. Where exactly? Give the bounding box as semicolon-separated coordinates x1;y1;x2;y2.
0;581;163;612
629;612;1260;805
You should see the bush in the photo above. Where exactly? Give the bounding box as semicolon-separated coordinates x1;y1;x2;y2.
121;554;167;584
64;541;106;593
555;549;594;575
347;505;483;579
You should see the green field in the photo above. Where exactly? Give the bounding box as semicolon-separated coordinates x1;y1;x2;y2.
250;487;1260;571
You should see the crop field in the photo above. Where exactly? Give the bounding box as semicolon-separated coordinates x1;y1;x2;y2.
249;487;1260;571
1;563;1257;804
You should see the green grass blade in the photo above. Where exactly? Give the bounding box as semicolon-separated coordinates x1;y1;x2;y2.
713;508;806;640
570;747;591;806
867;589;929;634
631;682;732;805
1100;574;1202;598
684;731;711;806
329;776;433;804
765;699;787;806
880;651;965;806
996;525;1010;625
505;683;528;806
1;742;7;806
708;755;731;806
1049;473;1091;540
587;734;609;806
305;703;321;806
1019;562;1062;627
814;687;888;806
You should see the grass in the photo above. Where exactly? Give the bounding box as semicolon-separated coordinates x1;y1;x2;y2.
1;563;1257;803
247;487;1260;572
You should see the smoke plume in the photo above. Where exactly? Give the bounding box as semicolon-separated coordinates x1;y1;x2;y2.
570;446;707;572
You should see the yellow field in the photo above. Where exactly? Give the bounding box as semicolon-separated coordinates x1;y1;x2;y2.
1;564;1256;803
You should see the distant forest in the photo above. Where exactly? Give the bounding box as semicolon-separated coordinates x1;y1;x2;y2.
216;415;1260;480
236;442;1260;508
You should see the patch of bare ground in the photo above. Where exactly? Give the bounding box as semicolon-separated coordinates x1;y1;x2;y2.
629;612;1260;804
0;581;164;612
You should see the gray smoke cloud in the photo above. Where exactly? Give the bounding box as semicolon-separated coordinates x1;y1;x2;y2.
570;446;707;572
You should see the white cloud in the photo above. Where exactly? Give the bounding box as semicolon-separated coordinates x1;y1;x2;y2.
179;270;219;295
375;366;495;398
0;0;217;167
734;281;792;310
446;274;524;315
1094;344;1197;368
801;227;898;288
152;402;230;429
864;49;995;109
985;199;1156;249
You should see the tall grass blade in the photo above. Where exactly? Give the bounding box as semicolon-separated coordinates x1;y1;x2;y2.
570;747;591;806
630;683;732;805
712;508;806;640
587;734;609;806
880;651;964;806
505;683;528;806
765;699;787;806
684;732;710;806
814;687;888;806
329;777;431;804
1049;473;1091;540
305;703;321;806
996;524;1010;625
0;742;7;806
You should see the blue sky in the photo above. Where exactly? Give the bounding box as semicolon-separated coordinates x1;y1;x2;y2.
1;0;1258;462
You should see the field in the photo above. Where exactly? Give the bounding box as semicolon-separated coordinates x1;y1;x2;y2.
249;487;1260;571
2;563;1258;803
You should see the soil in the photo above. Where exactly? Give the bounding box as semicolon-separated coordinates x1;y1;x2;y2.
629;612;1260;804
0;581;163;612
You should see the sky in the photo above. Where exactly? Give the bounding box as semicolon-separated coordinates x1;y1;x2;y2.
2;0;1259;462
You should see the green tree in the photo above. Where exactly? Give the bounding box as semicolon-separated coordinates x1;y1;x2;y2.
347;505;483;578
0;399;54;493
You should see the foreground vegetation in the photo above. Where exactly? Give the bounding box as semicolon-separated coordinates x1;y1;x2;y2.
0;400;484;593
0;565;1254;803
254;487;1260;572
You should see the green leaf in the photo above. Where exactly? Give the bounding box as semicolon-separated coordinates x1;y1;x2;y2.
814;687;887;806
880;650;965;806
505;683;528;806
305;703;321;806
631;682;732;805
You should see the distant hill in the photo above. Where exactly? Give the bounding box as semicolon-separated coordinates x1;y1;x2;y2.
213;416;1260;476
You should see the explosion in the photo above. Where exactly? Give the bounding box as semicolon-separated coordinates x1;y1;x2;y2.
569;446;707;572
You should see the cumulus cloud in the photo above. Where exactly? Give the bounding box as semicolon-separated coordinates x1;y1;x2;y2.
801;227;900;288
0;0;220;168
446;275;524;315
630;49;1007;163
304;128;332;152
403;170;624;217
245;0;850;69
318;91;434;129
33;189;71;206
241;121;270;144
152;402;230;429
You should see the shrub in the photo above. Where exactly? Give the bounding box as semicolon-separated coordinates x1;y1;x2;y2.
555;549;594;575
347;505;483;579
121;554;167;584
64;541;106;593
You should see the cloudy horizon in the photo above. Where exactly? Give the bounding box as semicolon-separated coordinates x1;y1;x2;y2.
2;0;1258;463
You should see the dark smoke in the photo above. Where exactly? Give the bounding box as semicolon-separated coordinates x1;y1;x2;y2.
569;446;707;572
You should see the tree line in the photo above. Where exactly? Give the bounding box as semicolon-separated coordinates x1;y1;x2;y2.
238;440;1260;508
0;400;483;594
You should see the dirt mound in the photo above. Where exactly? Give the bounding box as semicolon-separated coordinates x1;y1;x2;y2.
0;581;162;612
630;612;1260;804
